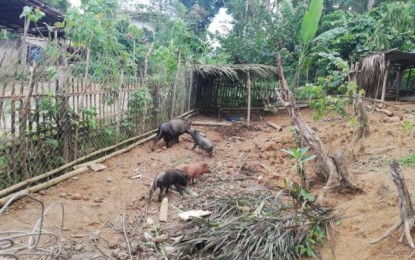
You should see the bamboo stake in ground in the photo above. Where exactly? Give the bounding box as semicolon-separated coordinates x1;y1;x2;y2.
370;161;415;248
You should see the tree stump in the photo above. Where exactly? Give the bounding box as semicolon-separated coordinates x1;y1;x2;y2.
369;161;415;248
354;94;369;140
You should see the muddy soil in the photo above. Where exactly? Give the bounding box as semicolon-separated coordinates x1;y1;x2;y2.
2;104;415;260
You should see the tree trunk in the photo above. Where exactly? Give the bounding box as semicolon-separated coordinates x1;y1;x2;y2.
276;53;361;202
355;94;369;140
171;50;181;119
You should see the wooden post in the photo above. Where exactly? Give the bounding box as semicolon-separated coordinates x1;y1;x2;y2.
247;71;252;126
381;59;391;101
395;67;403;101
19;62;37;179
171;50;181;119
116;67;124;141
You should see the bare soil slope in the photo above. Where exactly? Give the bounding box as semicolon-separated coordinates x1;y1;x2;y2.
1;104;415;259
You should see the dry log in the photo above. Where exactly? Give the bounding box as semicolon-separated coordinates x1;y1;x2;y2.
267;121;282;131
192;121;232;127
0;167;89;206
159;197;169;222
374;108;394;117
369;161;415;248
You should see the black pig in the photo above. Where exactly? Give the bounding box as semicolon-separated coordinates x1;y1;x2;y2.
148;169;188;202
191;130;213;156
152;119;192;151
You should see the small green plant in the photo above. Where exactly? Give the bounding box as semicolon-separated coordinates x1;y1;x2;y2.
397;153;415;166
282;147;317;187
401;120;414;135
296;225;325;257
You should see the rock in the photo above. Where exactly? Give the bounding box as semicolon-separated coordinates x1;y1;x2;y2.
118;252;129;260
388;116;401;122
106;177;112;182
94;198;103;203
70;194;82;200
119;242;127;249
90;163;107;172
150;163;157;168
72;177;79;180
112;248;120;257
60;192;68;198
38;190;46;195
74;244;83;251
130;242;141;254
108;238;120;249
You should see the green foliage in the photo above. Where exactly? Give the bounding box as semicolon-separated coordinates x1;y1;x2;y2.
296;225;325;257
20;6;45;22
43;0;70;11
300;0;323;44
397;153;415;166
401;120;414;135
282;147;316;187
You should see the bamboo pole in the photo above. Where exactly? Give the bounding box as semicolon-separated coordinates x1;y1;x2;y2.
74;134;155;169
0;167;89;206
0;128;157;198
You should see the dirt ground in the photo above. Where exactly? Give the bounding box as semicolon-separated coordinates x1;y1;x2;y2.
2;103;415;259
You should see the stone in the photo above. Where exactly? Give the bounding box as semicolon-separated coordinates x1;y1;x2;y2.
94;198;103;203
130;242;141;254
118;252;129;260
108;238;120;249
89;163;107;172
74;244;83;251
38;190;46;195
106;177;112;182
70;194;82;200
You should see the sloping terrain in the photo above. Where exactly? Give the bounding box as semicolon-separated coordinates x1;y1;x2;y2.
1;105;415;259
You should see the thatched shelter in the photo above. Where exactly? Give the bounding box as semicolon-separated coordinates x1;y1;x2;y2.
355;49;415;101
191;64;278;123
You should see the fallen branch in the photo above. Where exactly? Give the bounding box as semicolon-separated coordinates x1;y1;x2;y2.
0;167;89;206
369;161;415;248
374;108;394;117
192;121;232;127
267;121;282;131
122;212;133;260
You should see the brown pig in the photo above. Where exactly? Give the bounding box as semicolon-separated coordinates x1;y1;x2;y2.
175;162;211;184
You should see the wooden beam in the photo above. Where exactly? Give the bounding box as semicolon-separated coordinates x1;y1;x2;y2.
395;67;403;101
247;71;252;126
381;59;391;102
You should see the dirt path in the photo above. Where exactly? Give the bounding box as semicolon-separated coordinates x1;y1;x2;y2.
1;106;415;259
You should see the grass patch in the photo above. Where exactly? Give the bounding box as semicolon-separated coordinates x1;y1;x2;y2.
397;153;415;166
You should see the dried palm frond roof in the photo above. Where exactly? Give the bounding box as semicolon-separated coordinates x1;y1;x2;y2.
192;64;277;80
358;53;385;98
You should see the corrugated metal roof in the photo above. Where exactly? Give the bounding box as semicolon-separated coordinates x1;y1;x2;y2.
0;0;64;36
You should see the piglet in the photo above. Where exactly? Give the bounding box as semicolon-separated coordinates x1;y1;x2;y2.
175;162;211;184
191;130;213;156
148;169;188;202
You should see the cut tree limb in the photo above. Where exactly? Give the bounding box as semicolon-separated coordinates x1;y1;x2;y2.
267;121;282;131
369;161;415;248
159;197;169;222
374;108;394;117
